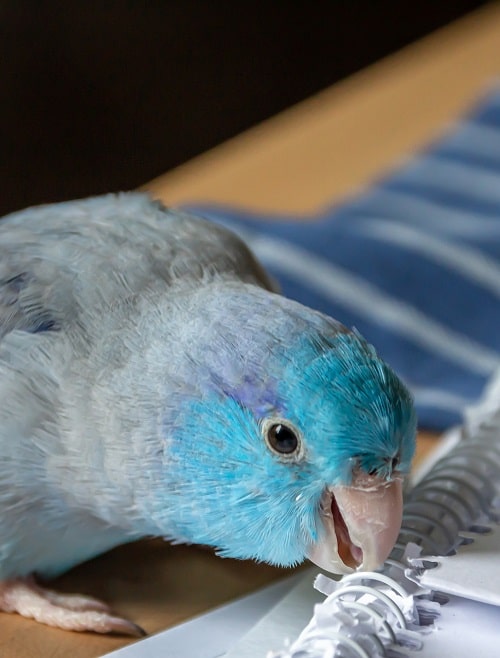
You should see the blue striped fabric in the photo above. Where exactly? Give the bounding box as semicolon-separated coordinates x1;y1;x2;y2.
185;88;500;430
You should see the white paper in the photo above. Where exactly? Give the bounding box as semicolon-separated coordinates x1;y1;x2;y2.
414;594;500;658
225;569;323;658
410;522;500;606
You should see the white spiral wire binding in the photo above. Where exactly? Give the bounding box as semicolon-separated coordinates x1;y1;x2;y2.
401;511;456;546
388;418;500;566
267;572;420;658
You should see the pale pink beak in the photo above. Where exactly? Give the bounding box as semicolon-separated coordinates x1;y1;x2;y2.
308;474;403;574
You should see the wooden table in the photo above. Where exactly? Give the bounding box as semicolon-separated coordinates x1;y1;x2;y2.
4;3;500;656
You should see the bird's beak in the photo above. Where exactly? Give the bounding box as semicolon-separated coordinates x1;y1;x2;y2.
308;473;403;574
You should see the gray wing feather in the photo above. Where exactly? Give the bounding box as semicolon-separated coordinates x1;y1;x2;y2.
0;192;273;344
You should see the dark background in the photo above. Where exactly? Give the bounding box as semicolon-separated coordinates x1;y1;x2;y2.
0;1;488;216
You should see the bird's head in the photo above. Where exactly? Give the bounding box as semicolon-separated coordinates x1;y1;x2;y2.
154;287;416;574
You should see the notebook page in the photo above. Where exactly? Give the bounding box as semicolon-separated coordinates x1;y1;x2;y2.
224;569;322;658
408;522;500;606
412;594;500;658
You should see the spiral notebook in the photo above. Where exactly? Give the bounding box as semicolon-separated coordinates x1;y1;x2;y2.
225;384;500;658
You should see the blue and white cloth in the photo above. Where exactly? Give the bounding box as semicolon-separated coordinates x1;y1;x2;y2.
186;88;500;430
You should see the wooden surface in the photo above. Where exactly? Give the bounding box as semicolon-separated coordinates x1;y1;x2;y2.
4;3;500;656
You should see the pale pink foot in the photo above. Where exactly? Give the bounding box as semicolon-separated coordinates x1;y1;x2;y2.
0;576;145;636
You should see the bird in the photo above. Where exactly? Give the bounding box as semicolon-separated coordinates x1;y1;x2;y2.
0;192;416;635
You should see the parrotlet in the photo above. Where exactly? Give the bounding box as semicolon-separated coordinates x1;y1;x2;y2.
0;193;416;635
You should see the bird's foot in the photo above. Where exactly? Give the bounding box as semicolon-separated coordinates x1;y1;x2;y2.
0;575;145;636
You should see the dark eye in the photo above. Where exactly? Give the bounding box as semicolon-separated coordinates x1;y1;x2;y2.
265;422;300;456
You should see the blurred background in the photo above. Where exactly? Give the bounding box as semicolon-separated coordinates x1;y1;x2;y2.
0;1;488;217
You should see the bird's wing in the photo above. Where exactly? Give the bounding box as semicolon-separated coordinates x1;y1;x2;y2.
0;259;68;340
0;192;274;345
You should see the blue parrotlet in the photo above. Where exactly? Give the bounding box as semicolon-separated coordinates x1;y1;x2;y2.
0;193;416;635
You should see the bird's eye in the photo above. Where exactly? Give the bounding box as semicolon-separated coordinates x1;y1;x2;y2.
264;421;301;457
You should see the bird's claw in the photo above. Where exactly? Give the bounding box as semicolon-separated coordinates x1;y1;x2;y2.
0;575;145;636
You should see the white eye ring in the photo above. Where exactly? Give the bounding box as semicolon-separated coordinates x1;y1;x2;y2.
261;418;305;461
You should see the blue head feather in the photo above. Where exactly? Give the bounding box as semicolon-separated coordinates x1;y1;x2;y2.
279;330;416;484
